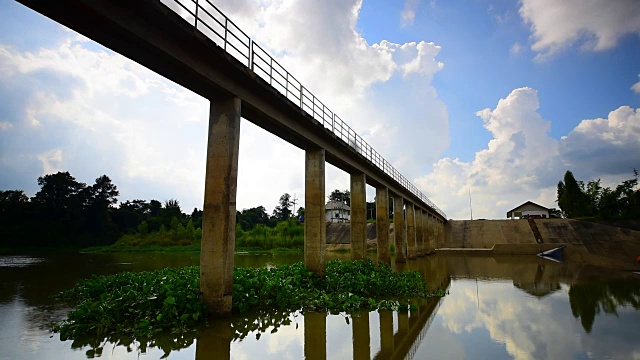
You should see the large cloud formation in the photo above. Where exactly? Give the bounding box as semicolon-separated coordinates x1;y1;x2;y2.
519;0;640;59
417;87;640;219
1;0;448;213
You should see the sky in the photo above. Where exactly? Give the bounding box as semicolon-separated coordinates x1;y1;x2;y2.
0;0;639;219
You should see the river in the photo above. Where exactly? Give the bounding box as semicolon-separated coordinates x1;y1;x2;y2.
1;252;639;359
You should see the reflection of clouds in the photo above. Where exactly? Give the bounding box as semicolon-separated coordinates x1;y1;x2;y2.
436;280;640;360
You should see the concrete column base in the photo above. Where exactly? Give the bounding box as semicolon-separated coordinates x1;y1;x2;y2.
376;187;391;265
350;173;367;260
200;96;241;317
305;148;326;275
406;203;416;259
394;196;406;263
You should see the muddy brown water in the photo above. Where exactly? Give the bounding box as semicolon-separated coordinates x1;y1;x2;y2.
1;252;639;359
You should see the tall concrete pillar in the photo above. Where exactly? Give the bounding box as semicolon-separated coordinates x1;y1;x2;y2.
421;210;429;256
406;203;416;259
305;148;326;275
376;187;390;265
415;208;424;257
425;213;433;254
352;313;370;360
350;173;367;260
393;196;406;263
200;96;241;317
304;312;327;360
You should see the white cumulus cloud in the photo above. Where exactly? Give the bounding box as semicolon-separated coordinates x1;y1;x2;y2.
519;0;640;59
417;87;640;219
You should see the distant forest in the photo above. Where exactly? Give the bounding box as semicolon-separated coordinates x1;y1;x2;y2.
0;171;306;249
556;169;640;219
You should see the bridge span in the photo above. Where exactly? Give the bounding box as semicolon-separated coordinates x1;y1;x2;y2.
16;0;447;315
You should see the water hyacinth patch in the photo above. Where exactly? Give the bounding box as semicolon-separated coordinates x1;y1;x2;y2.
53;259;444;340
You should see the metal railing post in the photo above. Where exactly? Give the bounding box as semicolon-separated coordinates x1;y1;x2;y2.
194;0;199;28
269;57;273;85
223;18;228;51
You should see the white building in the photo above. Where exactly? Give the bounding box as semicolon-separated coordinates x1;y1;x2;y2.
507;201;550;219
325;200;350;223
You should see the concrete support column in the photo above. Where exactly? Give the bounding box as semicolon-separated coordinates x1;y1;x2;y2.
393;196;406;263
376;187;391;265
350;173;367;260
200;96;241;317
421;210;429;256
425;213;434;254
305;149;326;275
352;314;370;360
415;208;424;257
406;203;416;259
304;312;327;360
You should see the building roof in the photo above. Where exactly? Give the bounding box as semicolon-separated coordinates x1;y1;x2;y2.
325;200;350;211
506;201;550;216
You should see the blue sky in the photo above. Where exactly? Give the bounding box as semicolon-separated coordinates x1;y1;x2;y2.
1;0;639;219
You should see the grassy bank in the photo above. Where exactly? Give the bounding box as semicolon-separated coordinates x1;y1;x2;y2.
52;259;445;340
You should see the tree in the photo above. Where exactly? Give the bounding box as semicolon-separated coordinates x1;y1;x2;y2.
273;193;292;221
557;171;591;218
237;206;271;230
32;171;87;213
328;189;350;206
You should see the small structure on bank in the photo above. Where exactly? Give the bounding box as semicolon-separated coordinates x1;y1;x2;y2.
325;200;350;223
507;201;550;219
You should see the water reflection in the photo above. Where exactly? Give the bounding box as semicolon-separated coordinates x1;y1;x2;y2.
1;252;640;359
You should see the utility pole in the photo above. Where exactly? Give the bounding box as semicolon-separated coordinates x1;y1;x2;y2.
469;189;473;220
292;194;298;217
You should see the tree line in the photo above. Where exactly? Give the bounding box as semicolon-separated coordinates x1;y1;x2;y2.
556;169;640;219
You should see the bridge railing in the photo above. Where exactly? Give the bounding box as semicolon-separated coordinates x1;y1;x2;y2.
162;0;446;218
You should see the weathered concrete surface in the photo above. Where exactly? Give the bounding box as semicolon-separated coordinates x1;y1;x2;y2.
394;196;406;263
325;223;376;245
406;203;417;259
350;173;367;260
416;208;424;257
200;97;241;316
376;187;391;265
305;149;326;275
441;219;640;270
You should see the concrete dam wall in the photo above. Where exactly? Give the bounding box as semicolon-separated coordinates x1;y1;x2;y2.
443;219;640;269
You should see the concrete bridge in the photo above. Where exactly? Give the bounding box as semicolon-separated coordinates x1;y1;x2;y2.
17;0;447;315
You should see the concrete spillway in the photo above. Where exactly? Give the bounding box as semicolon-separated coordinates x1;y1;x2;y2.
442;219;640;270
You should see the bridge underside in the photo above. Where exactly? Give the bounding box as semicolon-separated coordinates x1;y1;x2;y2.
16;0;447;316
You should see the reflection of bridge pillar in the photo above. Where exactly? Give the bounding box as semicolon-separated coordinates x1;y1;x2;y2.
200;96;241;316
351;173;367;260
352;313;370;360
379;310;394;358
304;312;327;360
305;148;326;275
376;187;391;265
416;208;424;257
406;203;416;259
394;196;406;263
195;318;232;360
398;310;409;337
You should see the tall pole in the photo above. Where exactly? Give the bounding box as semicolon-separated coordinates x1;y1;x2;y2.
469;189;473;221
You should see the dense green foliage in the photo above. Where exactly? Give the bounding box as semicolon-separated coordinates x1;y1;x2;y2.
53;260;442;340
557;169;640;219
0;171;306;250
235;219;304;249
